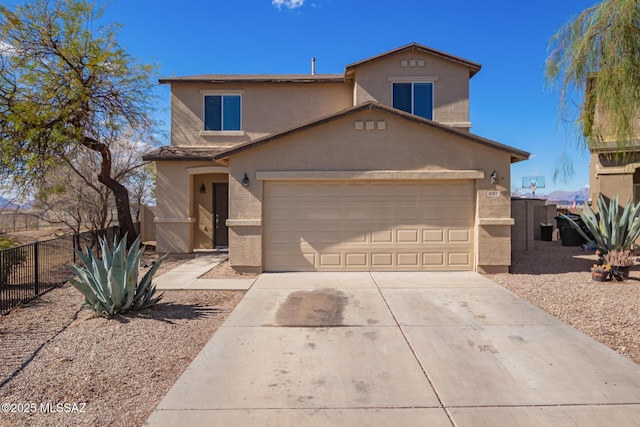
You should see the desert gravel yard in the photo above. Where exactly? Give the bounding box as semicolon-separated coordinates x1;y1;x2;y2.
0;253;246;427
0;242;639;426
488;239;640;365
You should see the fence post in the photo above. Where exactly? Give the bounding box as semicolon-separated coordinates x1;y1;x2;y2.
73;234;79;263
33;241;39;296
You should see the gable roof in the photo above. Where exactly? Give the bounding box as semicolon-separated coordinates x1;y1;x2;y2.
344;42;482;79
159;43;481;85
159;74;344;85
213;101;529;163
142;146;228;161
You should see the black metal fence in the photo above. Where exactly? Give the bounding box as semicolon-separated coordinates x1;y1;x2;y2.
0;226;120;315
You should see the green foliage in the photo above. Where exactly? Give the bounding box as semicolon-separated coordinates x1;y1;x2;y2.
0;0;157;243
562;194;640;254
0;236;27;285
67;234;164;318
0;236;19;250
546;0;640;181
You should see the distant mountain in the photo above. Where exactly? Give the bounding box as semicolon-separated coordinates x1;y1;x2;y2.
0;196;32;210
545;187;590;202
0;196;18;209
512;187;590;203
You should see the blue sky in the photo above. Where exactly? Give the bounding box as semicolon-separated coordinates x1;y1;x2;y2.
11;0;599;194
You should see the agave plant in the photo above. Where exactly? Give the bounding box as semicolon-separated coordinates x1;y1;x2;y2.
562;194;640;254
67;234;165;318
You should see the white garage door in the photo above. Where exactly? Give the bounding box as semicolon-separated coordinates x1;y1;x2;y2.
264;181;474;271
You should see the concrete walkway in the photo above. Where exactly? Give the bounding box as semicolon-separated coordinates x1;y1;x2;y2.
154;253;256;290
145;272;640;426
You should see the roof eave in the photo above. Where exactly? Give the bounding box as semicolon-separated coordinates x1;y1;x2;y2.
344;42;482;78
142;146;228;162
158;74;345;85
213;102;529;162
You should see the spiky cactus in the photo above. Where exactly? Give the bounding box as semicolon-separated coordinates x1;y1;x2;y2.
67;234;164;317
562;194;640;254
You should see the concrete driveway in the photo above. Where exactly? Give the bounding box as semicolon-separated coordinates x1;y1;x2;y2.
145;272;640;426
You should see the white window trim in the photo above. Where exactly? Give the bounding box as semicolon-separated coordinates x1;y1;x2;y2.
202;90;244;132
200;130;245;137
391;80;435;120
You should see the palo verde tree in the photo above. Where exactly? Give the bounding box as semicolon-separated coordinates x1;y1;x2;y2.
0;0;157;245
546;0;640;179
36;129;156;233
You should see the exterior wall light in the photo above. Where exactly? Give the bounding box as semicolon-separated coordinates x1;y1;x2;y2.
200;183;206;194
242;173;250;188
490;170;498;185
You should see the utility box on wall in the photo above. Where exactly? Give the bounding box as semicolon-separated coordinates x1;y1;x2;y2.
511;198;557;251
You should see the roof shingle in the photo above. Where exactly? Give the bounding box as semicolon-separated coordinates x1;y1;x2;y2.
142;146;228;161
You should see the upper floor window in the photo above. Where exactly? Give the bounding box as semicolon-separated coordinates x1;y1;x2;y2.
392;82;433;120
204;95;241;131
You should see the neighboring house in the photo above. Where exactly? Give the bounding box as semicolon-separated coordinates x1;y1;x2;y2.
586;76;640;206
589;147;640;206
143;43;529;273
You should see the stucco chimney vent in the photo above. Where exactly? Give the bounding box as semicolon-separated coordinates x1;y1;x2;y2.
311;57;316;75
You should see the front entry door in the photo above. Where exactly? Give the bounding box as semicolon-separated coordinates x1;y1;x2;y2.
213;183;229;247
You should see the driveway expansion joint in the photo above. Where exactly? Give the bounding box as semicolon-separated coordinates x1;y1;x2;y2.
368;272;455;426
146;272;640;426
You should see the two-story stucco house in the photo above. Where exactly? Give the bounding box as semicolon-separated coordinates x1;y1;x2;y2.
589;146;640;207
143;43;529;274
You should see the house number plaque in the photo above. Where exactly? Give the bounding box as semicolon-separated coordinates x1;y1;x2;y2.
486;190;501;198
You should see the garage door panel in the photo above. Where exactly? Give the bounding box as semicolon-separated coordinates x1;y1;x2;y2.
397;253;420;267
397;229;420;243
371;183;396;194
371;253;394;267
448;229;471;243
423;229;445;243
345;253;367;267
423;252;445;267
448;182;473;195
266;230;292;244
345;207;369;220
371;208;394;220
449;252;471;267
423;207;445;220
344;232;368;243
371;229;393;243
264;181;474;271
266;252;318;271
396;208;420;221
320;253;342;267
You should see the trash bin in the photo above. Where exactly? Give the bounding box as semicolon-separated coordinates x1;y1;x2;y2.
540;223;553;241
555;215;587;246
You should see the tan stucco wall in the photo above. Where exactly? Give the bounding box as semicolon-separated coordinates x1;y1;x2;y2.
169;82;352;147
601;174;634;204
589;152;601;203
590;152;637;210
226;110;512;272
352;51;471;130
511;199;557;252
155;160;228;253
